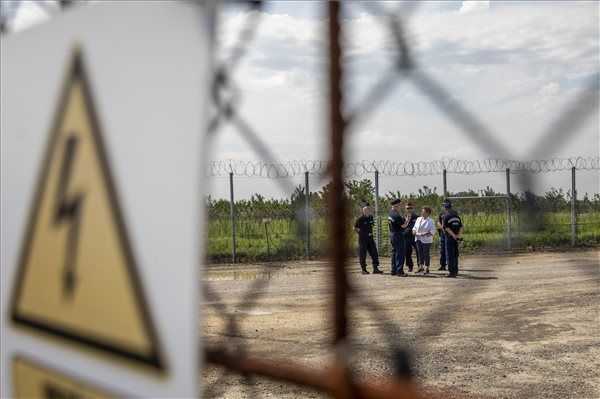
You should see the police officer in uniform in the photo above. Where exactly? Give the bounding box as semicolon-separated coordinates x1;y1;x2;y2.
436;205;448;271
404;202;419;272
442;200;463;277
388;199;410;276
354;205;382;274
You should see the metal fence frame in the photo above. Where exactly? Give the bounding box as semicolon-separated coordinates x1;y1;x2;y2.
219;162;596;262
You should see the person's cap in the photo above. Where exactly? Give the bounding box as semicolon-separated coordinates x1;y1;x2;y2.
442;199;452;209
405;202;414;208
391;198;401;206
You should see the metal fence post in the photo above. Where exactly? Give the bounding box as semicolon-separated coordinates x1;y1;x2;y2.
506;168;512;251
229;172;237;263
374;170;380;251
305;171;310;258
571;166;577;246
443;169;448;197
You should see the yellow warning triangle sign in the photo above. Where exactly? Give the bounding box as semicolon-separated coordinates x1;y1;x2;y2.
10;49;165;371
13;356;116;398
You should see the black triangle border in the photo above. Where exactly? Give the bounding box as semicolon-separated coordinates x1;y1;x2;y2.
9;48;166;372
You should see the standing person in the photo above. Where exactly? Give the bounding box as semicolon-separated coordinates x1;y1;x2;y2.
388;199;410;276
404;202;419;272
413;206;435;274
442;200;463;278
436;205;448;271
354;205;383;275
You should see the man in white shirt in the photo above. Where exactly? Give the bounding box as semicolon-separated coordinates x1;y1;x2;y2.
412;206;435;274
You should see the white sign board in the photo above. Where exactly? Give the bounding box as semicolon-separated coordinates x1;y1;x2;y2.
1;2;212;397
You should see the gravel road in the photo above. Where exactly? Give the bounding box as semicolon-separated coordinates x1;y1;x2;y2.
203;250;599;398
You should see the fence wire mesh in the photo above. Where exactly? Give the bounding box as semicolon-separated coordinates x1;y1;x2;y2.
203;1;599;398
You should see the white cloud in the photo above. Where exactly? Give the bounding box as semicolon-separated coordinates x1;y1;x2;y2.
532;81;561;114
459;0;490;14
218;9;322;63
215;2;598;164
6;1;597;198
5;0;52;32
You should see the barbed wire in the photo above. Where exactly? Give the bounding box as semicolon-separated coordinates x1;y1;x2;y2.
208;156;600;178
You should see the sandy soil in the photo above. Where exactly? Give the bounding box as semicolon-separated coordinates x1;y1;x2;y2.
202;250;600;398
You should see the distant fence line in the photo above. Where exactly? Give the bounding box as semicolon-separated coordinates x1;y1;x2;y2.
208;156;600;178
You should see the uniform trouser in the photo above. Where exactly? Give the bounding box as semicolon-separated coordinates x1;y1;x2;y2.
358;236;379;270
416;241;431;267
390;233;406;274
445;236;459;275
439;233;447;267
404;235;419;268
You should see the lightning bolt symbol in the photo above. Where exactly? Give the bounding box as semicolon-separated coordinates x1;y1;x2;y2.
54;135;85;300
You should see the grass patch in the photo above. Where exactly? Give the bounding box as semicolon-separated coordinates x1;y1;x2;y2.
207;211;600;262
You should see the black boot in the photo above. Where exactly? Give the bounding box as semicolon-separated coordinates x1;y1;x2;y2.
438;266;446;271
373;267;383;274
361;267;370;275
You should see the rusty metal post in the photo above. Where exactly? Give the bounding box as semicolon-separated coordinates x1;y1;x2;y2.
327;1;348;346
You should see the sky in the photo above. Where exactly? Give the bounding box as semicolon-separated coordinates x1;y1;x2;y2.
3;0;599;199
211;0;599;199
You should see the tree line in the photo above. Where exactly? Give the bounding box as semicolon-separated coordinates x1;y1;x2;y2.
207;179;600;219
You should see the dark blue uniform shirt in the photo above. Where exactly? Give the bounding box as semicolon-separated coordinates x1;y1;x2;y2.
442;210;463;235
355;215;375;238
405;212;418;235
437;212;445;236
388;210;406;234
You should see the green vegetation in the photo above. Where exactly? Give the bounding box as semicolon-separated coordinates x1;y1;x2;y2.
207;181;600;262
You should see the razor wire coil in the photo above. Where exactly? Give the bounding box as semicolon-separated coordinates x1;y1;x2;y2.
208;156;600;178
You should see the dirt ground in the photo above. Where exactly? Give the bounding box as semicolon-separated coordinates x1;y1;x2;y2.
202;250;600;398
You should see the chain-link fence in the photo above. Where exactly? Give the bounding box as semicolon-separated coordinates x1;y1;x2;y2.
207;157;599;263
203;1;599;397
